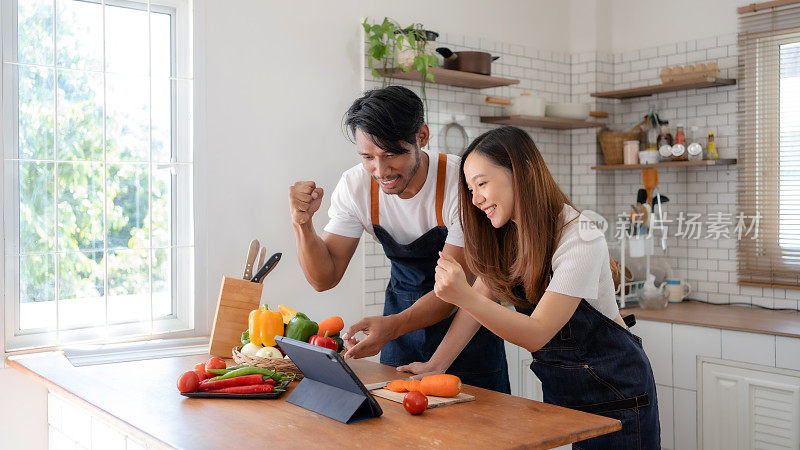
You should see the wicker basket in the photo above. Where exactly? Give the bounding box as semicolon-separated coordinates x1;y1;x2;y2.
233;346;305;380
598;119;647;165
232;346;347;381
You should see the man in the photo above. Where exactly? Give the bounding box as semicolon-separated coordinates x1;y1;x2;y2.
289;86;509;393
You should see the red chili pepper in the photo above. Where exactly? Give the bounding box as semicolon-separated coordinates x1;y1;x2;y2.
264;378;276;386
204;384;275;394
198;374;264;391
308;330;338;351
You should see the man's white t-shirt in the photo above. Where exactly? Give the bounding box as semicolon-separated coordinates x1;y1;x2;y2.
546;205;620;320
323;149;464;247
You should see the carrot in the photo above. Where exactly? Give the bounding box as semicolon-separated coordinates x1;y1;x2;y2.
407;379;422;392
317;316;344;336
420;374;461;397
386;380;409;393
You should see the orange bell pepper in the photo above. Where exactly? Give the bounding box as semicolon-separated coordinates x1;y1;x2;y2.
278;305;298;324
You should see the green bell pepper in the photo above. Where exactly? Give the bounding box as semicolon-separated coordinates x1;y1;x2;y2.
285;312;318;343
331;334;344;352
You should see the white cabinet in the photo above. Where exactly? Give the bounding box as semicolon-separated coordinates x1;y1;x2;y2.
700;358;800;450
504;340;543;402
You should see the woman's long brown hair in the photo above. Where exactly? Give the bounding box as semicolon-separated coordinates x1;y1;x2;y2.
459;126;576;307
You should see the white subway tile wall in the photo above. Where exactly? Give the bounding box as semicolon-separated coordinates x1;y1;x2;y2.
361;31;800;313
361;32;573;309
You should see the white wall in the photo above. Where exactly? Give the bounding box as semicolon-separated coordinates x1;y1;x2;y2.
196;0;574;333
569;0;746;53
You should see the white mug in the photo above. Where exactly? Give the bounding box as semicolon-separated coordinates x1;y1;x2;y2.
665;279;691;302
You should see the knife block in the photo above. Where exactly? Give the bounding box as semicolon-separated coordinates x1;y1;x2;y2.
208;276;263;357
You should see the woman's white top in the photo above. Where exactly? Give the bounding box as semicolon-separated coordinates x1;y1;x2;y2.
546;206;620;320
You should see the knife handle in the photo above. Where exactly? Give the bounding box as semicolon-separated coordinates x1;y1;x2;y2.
243;240;260;280
251;252;282;283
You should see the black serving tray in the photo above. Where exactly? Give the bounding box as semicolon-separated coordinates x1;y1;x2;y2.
180;380;290;399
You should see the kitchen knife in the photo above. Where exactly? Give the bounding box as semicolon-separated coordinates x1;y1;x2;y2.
250;252;281;283
363;379;413;391
256;247;266;272
243;239;260;280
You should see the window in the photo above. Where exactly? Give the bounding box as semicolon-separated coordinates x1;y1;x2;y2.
2;0;194;350
738;3;800;288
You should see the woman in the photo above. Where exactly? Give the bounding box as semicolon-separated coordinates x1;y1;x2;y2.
399;126;660;449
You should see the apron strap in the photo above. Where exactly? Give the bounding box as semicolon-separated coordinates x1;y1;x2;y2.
435;153;447;227
369;152;448;227
370;175;380;226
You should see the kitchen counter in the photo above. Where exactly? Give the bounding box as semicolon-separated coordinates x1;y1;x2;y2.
9;352;620;449
621;300;800;338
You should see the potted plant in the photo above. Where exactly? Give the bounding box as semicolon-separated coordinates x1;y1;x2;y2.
362;18;438;109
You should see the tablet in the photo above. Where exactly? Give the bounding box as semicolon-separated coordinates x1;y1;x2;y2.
275;335;382;423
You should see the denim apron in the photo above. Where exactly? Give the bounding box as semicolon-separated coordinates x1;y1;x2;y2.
513;286;660;449
372;153;510;394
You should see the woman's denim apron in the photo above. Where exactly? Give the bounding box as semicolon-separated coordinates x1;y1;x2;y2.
513;286;660;449
371;153;509;393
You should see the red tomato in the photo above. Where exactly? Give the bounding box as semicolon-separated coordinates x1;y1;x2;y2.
403;391;428;415
177;371;199;393
192;368;207;381
193;362;205;371
205;356;226;378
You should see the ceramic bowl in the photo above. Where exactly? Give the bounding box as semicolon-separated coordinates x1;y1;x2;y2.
545;102;590;120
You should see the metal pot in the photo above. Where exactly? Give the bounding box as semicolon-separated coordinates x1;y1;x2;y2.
436;47;500;75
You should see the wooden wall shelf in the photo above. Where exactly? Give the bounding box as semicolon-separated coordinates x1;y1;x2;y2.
591;78;736;100
480;115;605;130
591;159;737;170
376;67;519;89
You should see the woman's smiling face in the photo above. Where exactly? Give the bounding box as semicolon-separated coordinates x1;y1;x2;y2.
463;151;516;228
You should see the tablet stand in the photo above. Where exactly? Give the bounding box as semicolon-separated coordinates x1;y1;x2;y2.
287;377;376;424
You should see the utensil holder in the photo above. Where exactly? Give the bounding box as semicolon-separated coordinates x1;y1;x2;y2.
209;276;264;357
628;235;654;258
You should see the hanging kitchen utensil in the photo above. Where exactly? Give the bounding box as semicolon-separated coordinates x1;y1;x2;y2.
439;118;468;156
243;239;260;280
650;193;669;208
636;189;647;205
652;187;668;251
642;169;659;205
436;47;499;75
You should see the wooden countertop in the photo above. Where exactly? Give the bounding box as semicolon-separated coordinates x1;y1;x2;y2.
621;301;800;338
9;352;620;449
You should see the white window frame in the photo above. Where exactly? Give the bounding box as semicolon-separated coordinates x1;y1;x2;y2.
1;0;195;352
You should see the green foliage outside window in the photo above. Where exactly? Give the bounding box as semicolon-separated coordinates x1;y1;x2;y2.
15;0;171;311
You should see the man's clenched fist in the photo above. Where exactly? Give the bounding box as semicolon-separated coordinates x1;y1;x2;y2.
289;181;324;225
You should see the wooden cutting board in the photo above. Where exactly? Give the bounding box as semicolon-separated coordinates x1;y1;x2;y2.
208;276;263;357
369;388;475;409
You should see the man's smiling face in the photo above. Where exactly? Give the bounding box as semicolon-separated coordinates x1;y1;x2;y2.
356;128;422;196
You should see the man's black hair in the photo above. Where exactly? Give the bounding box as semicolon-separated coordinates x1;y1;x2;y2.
343;85;424;155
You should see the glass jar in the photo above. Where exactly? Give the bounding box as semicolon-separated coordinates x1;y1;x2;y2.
687;126;703;161
671;143;687;161
656;125;673;147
